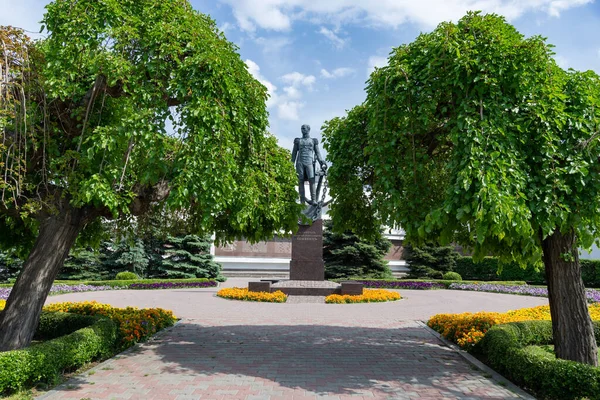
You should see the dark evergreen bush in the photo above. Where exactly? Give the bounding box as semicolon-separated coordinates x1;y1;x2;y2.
154;235;222;279
57;248;109;281
323;220;392;279
0;252;23;282
404;244;459;278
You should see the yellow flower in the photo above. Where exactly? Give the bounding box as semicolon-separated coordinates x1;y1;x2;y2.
325;289;401;304
216;287;288;303
428;303;600;350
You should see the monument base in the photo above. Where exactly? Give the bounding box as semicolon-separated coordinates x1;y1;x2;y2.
246;280;364;297
271;280;339;296
245;218;364;296
289;260;324;280
289;219;324;281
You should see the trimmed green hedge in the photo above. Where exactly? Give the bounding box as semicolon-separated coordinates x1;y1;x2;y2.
85;277;213;288
474;321;600;400
331;278;527;288
454;257;545;283
34;312;99;341
0;313;117;393
454;257;600;287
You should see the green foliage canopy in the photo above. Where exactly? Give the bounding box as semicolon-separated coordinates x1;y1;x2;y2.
322;12;600;266
0;0;301;251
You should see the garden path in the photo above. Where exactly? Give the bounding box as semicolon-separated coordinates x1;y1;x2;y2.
37;278;546;400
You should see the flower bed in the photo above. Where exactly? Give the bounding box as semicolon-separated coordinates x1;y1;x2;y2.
326;289;401;304
217;287;287;303
128;281;218;290
356;280;446;290
0;301;177;395
85;278;217;288
449;282;600;303
0;279;219;300
476;321;600;400
0;284;114;300
43;301;177;349
428;303;600;350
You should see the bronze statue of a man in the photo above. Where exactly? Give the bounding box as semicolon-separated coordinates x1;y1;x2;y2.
291;124;327;205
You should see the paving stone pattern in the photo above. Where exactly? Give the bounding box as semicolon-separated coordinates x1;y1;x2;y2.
38;279;545;400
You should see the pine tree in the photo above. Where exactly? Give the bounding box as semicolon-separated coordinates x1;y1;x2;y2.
323;220;393;279
155;235;222;279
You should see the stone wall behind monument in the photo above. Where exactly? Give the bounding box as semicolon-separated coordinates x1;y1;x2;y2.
214;236;292;258
215;237;404;261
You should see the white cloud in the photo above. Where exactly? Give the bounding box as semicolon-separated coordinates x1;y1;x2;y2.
219;22;234;34
281;72;316;88
318;27;347;49
283;86;302;98
321;67;355;79
245;59;279;107
254;36;293;54
547;0;591;17
274;72;317;120
245;60;313;121
278;101;305;120
229;2;291;32
366;56;388;77
220;0;592;31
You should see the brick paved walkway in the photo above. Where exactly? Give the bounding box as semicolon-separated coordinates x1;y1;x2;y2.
37;279;545;399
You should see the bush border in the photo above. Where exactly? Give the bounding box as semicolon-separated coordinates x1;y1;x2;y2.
474;320;600;400
0;314;116;394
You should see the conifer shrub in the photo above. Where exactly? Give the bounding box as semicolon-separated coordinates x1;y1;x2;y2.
323;220;392;279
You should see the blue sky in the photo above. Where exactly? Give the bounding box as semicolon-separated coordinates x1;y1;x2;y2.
2;0;600;152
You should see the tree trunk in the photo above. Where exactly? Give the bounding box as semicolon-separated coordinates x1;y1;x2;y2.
0;206;86;351
542;228;598;366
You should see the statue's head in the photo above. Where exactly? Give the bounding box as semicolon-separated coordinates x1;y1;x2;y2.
301;124;310;138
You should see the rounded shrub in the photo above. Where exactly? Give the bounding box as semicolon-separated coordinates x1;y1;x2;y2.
114;271;139;280
443;271;462;281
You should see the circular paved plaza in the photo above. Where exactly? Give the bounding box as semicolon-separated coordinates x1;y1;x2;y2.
37;279;546;400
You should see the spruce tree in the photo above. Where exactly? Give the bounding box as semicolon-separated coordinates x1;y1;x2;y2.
323;220;393;279
58;249;108;281
0;252;23;282
102;239;149;278
156;235;222;279
404;244;460;279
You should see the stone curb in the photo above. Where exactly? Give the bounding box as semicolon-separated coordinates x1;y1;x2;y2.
416;320;536;400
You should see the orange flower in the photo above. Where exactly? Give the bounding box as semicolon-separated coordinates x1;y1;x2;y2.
429;303;600;350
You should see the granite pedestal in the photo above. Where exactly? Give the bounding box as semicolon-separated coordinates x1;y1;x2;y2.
289;219;324;281
248;219;363;296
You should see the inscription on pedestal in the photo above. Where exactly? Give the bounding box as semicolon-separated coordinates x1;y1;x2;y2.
290;219;324;281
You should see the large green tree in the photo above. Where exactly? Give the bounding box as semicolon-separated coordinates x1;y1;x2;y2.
323;12;600;365
0;0;300;350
